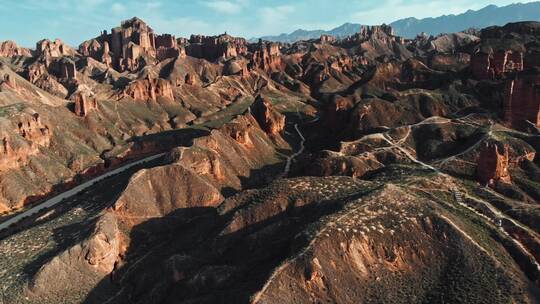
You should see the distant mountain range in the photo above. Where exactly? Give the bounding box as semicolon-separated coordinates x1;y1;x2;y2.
255;1;540;42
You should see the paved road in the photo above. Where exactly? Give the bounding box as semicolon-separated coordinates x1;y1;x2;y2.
0;153;166;231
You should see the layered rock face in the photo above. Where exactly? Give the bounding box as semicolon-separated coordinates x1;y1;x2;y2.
341;24;403;46
59;58;77;79
79;17;181;72
249;40;282;71
0;111;52;172
468;23;540;130
79;39;113;67
122;76;174;101
0;40;31;57
338;24;410;60
35;39;76;58
471;50;524;79
73;92;97;117
250;95;285;135
359;24;395;40
155;34;184;61
185;33;247;61
504;68;540;129
15;112;52;147
477;142;511;186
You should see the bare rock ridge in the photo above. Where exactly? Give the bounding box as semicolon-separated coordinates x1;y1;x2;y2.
1;18;540;304
24;112;287;301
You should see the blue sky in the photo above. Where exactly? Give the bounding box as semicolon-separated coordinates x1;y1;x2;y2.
0;0;536;47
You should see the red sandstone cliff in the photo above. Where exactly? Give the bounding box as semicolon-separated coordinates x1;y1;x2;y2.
477;142;511;186
73;92;97;117
504;68;540;129
0;40;31;57
122;76;174;102
250;95;286;136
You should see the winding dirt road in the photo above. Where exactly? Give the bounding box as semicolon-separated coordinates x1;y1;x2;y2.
283;123;306;176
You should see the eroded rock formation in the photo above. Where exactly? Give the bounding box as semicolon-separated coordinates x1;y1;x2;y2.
73;92;97;117
0;18;540;304
249;40;282;72
35;39;76;58
504;68;540;129
122;76;174;102
185;33;247;61
0;40;31;57
250;95;285;135
1;74;17;90
477;142;511;186
79;17;181;72
471;50;524;80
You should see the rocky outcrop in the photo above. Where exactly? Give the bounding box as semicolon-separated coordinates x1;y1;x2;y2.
79;39;113;67
224;59;249;77
35;39;76;58
325;95;354;131
426;33;479;53
168;113;284;192
471;50;524;80
250;95;285;136
122;76;174;102
184;73;197;86
16;112;52;147
0;40;31;57
0;111;51;173
155;34;182;61
504;68;540;129
249;41;282;72
477;142;511;186
73;92;97;117
29;72;68;98
0;74;17;90
25;61;69;97
339;25;410;60
429;53;471;71
360;24;395;40
185;33;247;61
319;35;336;44
0;135;36;172
112;164;223;227
340;24;400;47
60;59;77;79
80;17;182;72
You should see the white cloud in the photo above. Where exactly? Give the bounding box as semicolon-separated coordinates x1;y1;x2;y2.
201;1;243;14
144;1;163;10
111;2;127;15
258;5;295;24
